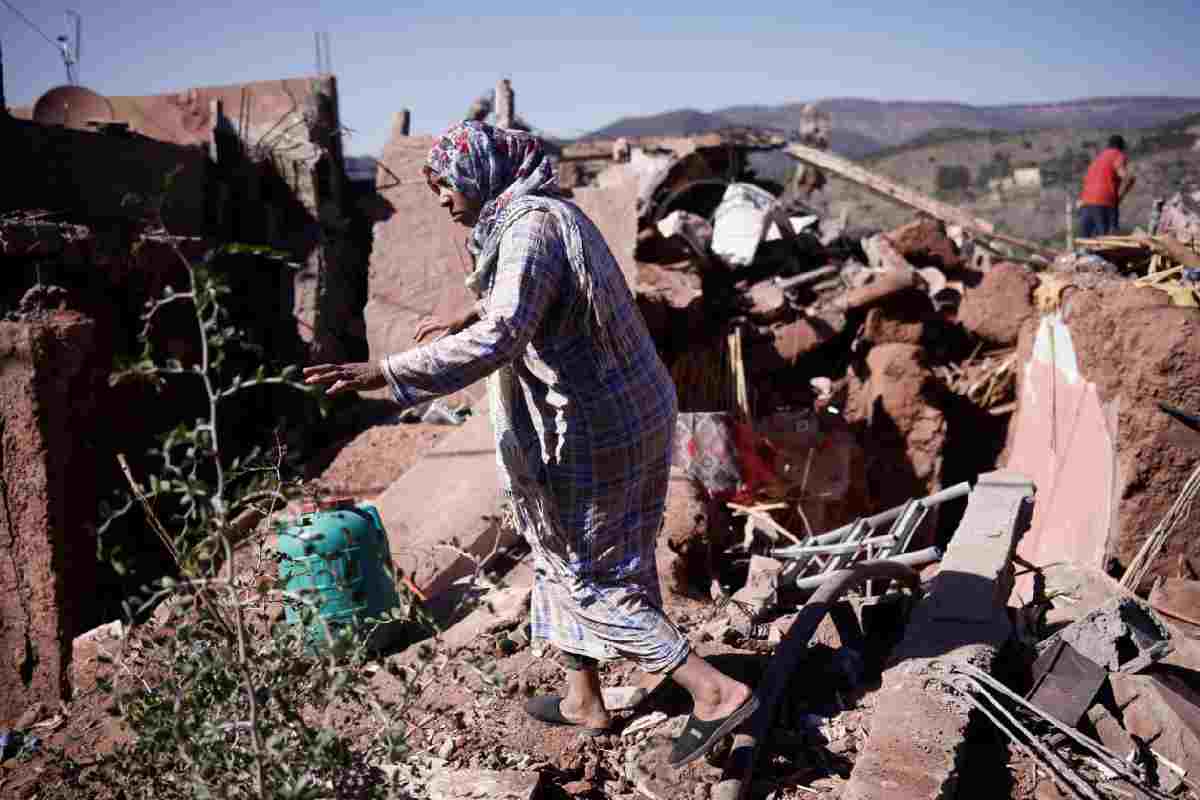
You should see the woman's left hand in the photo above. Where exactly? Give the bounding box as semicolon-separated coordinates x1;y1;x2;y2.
302;362;387;396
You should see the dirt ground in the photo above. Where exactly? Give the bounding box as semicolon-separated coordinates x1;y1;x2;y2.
367;581;882;800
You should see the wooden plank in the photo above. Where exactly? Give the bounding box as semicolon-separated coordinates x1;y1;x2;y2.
785;142;1061;260
784;142;995;233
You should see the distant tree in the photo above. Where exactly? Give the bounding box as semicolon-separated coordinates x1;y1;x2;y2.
936;164;971;193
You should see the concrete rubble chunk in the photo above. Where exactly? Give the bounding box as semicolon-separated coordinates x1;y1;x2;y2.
1038;596;1173;673
436;561;534;653
843;470;1034;800
602;685;650;711
744;280;789;324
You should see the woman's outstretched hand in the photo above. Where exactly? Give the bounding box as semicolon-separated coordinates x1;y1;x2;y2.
302;362;387;396
413;309;480;344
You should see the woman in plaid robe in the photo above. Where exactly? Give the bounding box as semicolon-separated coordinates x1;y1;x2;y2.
305;121;755;766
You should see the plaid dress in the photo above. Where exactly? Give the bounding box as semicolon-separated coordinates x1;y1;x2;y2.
381;202;688;673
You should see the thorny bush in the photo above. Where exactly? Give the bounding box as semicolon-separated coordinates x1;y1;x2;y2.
34;236;506;799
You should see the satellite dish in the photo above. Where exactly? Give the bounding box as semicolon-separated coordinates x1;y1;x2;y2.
32;85;115;130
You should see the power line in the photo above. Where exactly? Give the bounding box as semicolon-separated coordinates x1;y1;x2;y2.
0;0;59;49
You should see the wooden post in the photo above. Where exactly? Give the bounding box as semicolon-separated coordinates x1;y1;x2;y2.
1066;197;1075;252
495;79;514;130
392;108;411;138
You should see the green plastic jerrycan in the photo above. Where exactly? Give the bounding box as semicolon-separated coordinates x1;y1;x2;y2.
276;499;402;651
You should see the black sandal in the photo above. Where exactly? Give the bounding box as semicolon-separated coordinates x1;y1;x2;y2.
524;695;609;737
668;695;760;767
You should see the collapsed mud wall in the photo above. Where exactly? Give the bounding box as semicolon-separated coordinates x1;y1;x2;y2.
6;75;367;364
1007;282;1200;592
0;313;104;725
364;127;640;375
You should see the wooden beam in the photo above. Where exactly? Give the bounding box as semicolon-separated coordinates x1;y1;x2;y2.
784;142;1061;261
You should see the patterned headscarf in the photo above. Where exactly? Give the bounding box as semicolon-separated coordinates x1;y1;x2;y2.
425;120;624;370
424;121;559;264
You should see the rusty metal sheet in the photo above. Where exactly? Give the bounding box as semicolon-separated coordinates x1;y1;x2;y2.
1026;639;1107;727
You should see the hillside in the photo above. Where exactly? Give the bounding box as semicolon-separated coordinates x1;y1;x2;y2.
583;96;1200;158
820;119;1200;244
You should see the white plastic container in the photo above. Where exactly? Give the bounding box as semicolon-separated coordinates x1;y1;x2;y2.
711;183;777;268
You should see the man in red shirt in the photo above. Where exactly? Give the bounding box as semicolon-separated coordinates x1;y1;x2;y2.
1078;135;1136;237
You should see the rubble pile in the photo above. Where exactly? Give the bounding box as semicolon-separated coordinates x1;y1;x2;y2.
631;150;1023;599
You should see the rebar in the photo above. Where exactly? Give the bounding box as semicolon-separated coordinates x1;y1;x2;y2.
947;676;1099;800
950;662;1150;785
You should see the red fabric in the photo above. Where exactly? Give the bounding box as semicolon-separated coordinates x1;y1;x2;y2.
732;422;779;493
1079;148;1126;208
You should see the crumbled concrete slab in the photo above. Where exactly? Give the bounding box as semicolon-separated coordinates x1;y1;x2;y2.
1031;564;1200;674
374;409;514;611
1037;596;1172;672
844;470;1034;800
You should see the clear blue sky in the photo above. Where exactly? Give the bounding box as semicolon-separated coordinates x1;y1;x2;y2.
3;1;1198;156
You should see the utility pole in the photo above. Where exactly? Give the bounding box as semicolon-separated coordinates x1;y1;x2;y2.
0;38;7;115
57;10;81;84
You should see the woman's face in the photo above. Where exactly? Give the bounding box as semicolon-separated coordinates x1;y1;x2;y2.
430;175;481;227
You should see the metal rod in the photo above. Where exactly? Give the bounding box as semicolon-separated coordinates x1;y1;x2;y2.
794;546;941;590
887;499;930;557
778;533;898;557
959;675;1103;800
772;482;971;557
949;678;1097;800
715;561;921;800
950;662;1148;784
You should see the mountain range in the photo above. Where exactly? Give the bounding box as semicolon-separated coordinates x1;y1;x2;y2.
583;96;1200;158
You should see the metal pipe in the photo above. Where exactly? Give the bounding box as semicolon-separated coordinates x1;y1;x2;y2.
714;561;920;800
772;481;971;557
793;546;941;590
777;533;897;557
